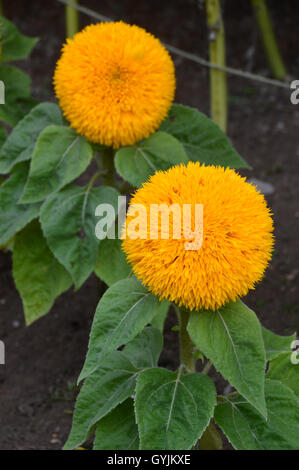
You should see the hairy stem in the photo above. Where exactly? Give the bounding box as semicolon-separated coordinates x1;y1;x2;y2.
66;0;79;38
206;0;227;132
251;0;287;80
175;307;195;373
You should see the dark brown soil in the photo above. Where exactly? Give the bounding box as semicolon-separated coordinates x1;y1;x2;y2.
0;0;298;450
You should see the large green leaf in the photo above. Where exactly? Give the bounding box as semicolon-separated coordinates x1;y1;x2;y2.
0;163;40;247
0;103;63;173
40;184;119;288
79;278;165;381
94;399;139;450
64;351;138;450
0;17;38;62
12;220;72;324
0;65;35;126
188;300;267;418
20;126;93;203
150;301;170;333
267;352;299;398
115;131;188;187
66;327;163;450
262;326;296;361
215;379;299;450
123;326;164;369
135;368;216;450
95;237;131;286
160;104;250;168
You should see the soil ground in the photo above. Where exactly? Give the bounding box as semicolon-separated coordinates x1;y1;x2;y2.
0;0;298;450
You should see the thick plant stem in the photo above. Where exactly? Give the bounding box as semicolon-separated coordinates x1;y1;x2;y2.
0;1;3;17
101;147;115;187
66;0;79;38
175;307;195;373
251;0;287;80
206;0;227;132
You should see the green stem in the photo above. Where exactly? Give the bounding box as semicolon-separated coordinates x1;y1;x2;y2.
206;0;227;132
85;171;102;194
217;391;238;404
117;181;134;195
0;1;4;17
66;0;79;38
202;359;212;375
226;390;238;399
175;307;195;373
251;0;287;80
93;152;102;170
100;147;115;187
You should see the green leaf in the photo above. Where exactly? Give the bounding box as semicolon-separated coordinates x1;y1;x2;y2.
215;397;260;450
115;131;188;187
267;352;299;398
95;237;131;286
0;102;63;174
123;326;163;369
79;278;164;381
215;379;299;450
160;104;250;169
66;327;162;450
0;17;38;62
40;184;119;288
64;351;138;450
262;326;296;361
0;65;34;126
0;163;40;247
94;399;139;450
150;300;169;333
12;220;72;324
20;126;93;203
188;300;267;418
135;367;216;450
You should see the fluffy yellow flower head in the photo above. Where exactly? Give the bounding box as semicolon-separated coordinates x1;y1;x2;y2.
122;163;274;311
54;21;175;148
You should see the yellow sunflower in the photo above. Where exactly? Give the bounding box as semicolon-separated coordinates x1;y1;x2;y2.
122;162;274;311
54;21;175;148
